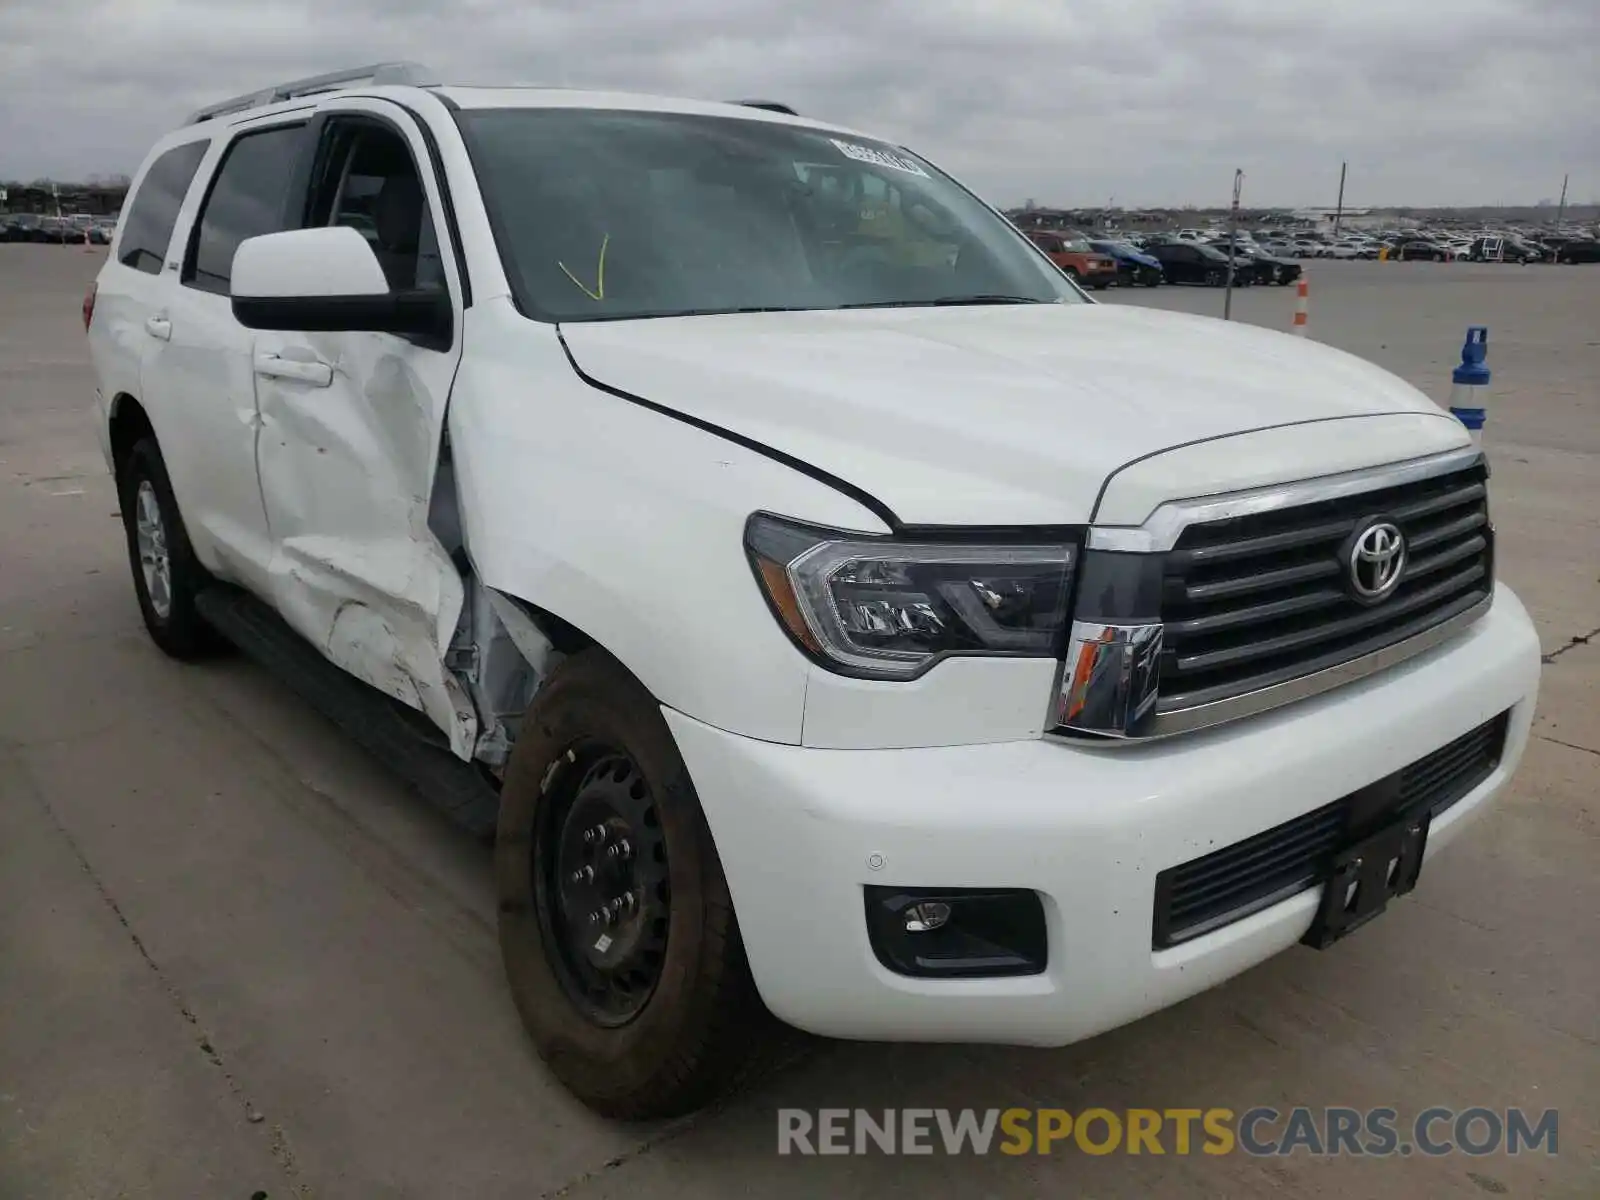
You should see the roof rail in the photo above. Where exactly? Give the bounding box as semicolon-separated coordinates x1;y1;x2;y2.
732;99;799;116
186;61;439;125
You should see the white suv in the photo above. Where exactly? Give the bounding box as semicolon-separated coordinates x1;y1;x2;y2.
86;63;1541;1118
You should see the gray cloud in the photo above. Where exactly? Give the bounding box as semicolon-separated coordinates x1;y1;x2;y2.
1;0;1595;206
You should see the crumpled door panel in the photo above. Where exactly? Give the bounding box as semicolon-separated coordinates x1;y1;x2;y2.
254;329;474;759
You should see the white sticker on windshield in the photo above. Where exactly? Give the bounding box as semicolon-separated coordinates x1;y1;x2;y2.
830;139;929;177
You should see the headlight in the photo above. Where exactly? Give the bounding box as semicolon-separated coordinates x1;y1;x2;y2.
744;513;1077;679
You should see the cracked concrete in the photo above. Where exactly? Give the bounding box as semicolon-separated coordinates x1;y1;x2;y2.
1541;626;1599;664
1;250;1596;1198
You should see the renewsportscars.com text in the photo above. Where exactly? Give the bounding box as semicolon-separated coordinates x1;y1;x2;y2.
776;1106;1559;1157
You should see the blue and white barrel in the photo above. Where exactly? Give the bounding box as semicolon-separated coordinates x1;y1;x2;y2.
1449;326;1490;446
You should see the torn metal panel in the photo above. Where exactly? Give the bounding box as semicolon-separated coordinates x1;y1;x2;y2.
448;581;560;767
484;589;560;681
252;326;475;759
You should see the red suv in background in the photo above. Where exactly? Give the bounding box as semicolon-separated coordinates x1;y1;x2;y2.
1025;230;1119;290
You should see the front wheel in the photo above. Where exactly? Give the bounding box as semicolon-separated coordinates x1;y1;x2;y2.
495;650;776;1119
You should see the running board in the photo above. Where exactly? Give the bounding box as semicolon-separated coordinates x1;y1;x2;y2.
194;585;500;838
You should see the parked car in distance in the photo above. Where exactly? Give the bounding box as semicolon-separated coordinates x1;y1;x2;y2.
1466;237;1536;264
40;216;80;243
1089;238;1163;287
1322;240;1371;260
2;213;48;242
1393;238;1453;261
88;62;1542;1121
1544;236;1600;264
1025;230;1119;289
1218;243;1303;286
1145;238;1244;286
1288;238;1325;258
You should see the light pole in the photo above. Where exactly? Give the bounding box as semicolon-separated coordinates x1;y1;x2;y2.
1223;169;1243;320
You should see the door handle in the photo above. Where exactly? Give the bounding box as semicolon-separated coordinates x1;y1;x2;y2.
144;316;172;341
253;352;333;388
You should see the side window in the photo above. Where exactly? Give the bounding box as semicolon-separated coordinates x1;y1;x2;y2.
184;125;305;295
305;121;445;293
117;140;209;275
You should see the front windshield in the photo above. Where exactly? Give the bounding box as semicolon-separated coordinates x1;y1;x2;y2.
458;108;1085;321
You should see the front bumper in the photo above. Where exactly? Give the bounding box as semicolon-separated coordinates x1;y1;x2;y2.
666;584;1540;1044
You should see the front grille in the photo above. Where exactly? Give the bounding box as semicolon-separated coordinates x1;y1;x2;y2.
1158;461;1492;714
1152;712;1508;948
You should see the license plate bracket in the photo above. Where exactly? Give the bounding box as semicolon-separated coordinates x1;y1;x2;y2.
1302;812;1430;949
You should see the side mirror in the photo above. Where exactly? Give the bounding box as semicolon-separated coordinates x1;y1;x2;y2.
230;226;451;346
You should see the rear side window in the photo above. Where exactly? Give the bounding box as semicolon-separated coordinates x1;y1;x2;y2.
117;140;209;275
184;124;305;294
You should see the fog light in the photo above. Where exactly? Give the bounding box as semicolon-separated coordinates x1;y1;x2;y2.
865;887;1046;978
903;900;952;933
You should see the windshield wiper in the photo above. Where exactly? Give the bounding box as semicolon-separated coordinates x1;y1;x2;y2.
837;295;1050;310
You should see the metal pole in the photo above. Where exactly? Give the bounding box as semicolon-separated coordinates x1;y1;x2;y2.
1334;162;1347;235
1553;172;1568;242
1223;169;1243;320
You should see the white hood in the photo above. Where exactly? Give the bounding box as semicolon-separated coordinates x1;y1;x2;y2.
561;303;1459;526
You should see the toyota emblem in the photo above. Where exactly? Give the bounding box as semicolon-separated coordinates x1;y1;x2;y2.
1347;520;1407;602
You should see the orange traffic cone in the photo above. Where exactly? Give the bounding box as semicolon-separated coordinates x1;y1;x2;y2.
1292;275;1309;336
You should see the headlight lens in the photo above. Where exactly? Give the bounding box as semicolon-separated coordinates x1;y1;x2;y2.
745;513;1077;679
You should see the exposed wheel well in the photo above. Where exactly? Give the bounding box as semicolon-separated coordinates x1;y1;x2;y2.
108;394;154;479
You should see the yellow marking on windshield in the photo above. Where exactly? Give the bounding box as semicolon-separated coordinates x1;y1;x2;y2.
559;233;609;301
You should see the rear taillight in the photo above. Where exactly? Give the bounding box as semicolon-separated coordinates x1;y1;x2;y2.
82;282;97;332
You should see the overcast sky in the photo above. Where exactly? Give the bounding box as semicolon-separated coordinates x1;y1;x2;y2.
2;0;1596;207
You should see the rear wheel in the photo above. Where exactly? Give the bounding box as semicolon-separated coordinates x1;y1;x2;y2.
495;650;775;1119
117;437;223;659
1204;269;1224;287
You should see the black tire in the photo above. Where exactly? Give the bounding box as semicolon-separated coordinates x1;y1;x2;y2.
1204;269;1223;287
1064;267;1082;284
495;649;775;1119
117;437;223;659
1144;270;1162;287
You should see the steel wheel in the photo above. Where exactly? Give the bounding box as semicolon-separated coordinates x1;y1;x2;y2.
536;745;671;1026
134;479;173;620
